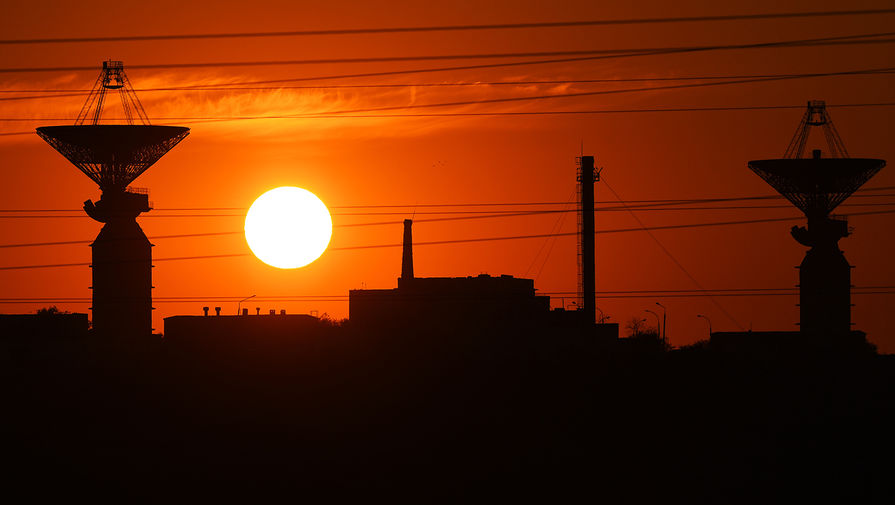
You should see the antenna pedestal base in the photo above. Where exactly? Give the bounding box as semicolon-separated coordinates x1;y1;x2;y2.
88;196;153;337
796;226;851;335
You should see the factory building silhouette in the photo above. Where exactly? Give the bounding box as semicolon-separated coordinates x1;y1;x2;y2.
349;219;551;328
161;156;617;339
164;311;320;343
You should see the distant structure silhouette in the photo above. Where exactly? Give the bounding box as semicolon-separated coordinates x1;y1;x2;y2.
0;310;89;340
164;309;319;343
577;155;600;324
748;100;885;335
401;218;414;280
349;220;551;329
36;61;189;337
349;218;618;337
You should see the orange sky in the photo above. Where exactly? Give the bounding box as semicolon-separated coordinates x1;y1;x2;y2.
1;0;894;350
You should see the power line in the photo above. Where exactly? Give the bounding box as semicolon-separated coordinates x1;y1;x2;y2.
2;209;893;269
0;31;891;74
4;286;895;298
602;177;744;329
4;291;895;304
525;189;576;278
3;9;892;45
4;202;895;221
2;103;893;137
2;68;892;100
2;187;893;212
0;67;895;121
237;67;895;118
2;31;876;96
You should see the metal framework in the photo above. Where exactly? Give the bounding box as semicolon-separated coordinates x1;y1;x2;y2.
751;100;883;219
748;158;884;219
76;60;150;126
34;60;190;338
36;125;189;192
748;100;886;336
784;100;848;159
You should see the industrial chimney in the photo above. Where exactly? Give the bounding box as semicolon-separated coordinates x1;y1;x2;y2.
578;156;597;326
401;219;414;280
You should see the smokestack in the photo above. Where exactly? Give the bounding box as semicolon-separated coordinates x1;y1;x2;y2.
579;156;596;325
402;219;414;279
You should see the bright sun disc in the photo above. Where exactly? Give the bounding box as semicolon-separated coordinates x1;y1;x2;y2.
244;186;333;269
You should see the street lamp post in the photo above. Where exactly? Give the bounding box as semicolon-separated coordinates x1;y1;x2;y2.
656;302;667;346
645;309;660;339
238;294;256;315
595;306;609;324
696;314;712;338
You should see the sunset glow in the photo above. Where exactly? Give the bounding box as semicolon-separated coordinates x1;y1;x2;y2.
0;1;893;351
244;186;332;269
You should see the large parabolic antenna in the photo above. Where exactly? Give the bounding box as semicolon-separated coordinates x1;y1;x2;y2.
36;61;189;337
748;101;884;335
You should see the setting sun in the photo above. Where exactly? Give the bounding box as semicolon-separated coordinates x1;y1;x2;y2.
244;186;333;269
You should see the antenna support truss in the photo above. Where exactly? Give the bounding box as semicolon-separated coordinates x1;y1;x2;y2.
784;100;848;159
76;60;150;126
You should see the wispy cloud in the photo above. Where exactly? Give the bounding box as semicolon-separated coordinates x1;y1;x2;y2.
0;61;685;142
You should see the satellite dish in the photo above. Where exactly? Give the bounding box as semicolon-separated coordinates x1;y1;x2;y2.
35;61;190;337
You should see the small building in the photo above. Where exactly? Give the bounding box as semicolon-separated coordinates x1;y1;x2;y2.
163;310;319;343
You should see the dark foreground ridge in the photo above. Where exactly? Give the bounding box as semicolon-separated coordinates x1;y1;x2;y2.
3;321;892;503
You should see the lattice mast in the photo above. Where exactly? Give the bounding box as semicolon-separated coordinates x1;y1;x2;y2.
76;60;150;126
784;100;848;160
577;155;600;325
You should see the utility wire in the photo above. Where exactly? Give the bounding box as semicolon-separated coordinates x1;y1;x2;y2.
4;292;895;304
2;186;893;212
4;287;894;299
2;68;892;101
524;189;576;278
2;9;892;45
2;200;892;221
2;209;893;269
2;103;893;136
0;31;891;74
235;67;895;118
602;176;745;330
6;202;895;220
0;31;876;94
96;67;890;125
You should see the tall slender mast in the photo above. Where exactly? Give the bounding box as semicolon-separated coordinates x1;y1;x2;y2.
578;155;598;325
